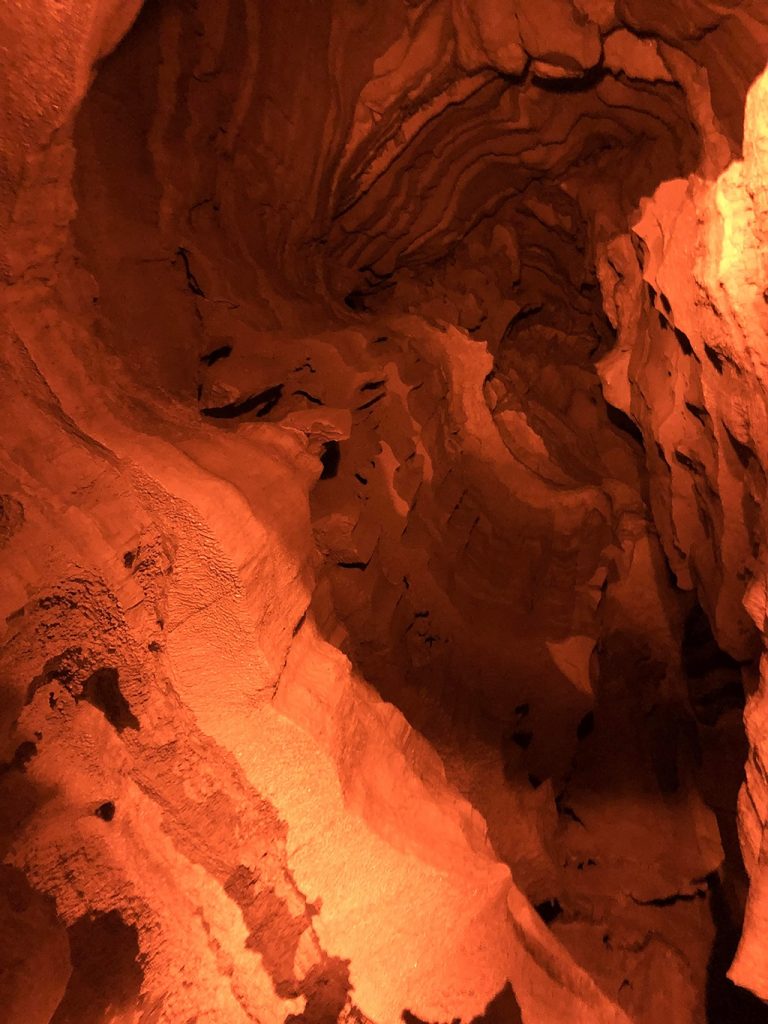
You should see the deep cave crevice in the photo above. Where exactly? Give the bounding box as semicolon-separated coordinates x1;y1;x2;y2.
50;912;144;1024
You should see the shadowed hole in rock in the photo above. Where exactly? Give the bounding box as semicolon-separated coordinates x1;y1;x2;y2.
0;740;37;774
673;326;694;355
686;401;709;424
605;403;644;446
94;801;116;821
344;290;369;312
724;427;758;471
704;343;724;373
200;343;233;365
320;441;342;479
50;912;143;1024
576;710;595;740
79;667;139;732
682;602;745;721
706;873;768;1023
295;389;325;405
534;898;564;924
201;383;284;418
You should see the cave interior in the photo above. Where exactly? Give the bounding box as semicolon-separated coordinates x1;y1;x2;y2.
3;1;768;1022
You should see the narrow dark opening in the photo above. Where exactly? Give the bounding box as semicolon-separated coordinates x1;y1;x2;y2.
320;441;341;479
51;912;143;1024
79;668;140;732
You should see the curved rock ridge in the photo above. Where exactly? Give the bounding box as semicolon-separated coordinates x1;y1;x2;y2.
2;1;768;1023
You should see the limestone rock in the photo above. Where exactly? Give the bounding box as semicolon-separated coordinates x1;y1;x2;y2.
2;2;768;1022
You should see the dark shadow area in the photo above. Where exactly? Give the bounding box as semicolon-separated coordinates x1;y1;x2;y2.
50;911;144;1024
683;602;744;720
80;667;140;732
287;957;352;1024
95;800;116;821
706;873;768;1023
201;383;284;419
402;981;523;1024
533;66;608;93
200;343;233;366
226;864;307;997
679;601;766;1021
535;897;564;923
0;681;58;862
0;864;70;1019
320;441;342;480
605;403;644;447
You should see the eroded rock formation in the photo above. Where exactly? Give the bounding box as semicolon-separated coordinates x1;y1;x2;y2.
3;1;768;1021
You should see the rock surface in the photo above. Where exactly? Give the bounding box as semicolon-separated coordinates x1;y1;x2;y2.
2;1;768;1022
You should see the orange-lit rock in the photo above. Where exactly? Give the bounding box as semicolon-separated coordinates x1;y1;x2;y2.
2;2;768;1023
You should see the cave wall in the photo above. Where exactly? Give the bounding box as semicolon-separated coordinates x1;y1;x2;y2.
597;66;768;997
2;1;768;1022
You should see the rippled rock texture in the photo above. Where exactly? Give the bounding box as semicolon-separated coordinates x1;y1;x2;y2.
2;1;768;1022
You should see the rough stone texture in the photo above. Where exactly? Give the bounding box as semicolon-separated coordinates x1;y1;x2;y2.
599;64;768;1004
2;1;768;1022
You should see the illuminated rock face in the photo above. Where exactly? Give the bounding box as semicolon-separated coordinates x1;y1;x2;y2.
2;1;768;1022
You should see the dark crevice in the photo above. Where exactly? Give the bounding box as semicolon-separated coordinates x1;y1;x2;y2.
675;450;701;472
576;710;595;740
631;888;707;908
50;912;143;1024
356;392;386;412
320;441;341;479
79;667;140;732
683;603;743;681
200;344;232;365
345;290;370;312
724;427;757;471
534;898;564;923
502;304;544;341
704;343;724;374
94;801;116;821
201;384;284;418
0;740;38;775
605;403;644;446
687;401;709;424
292;611;308;637
534;66;607;93
673;326;694;356
706;873;768;1022
176;245;206;296
295;389;325;405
